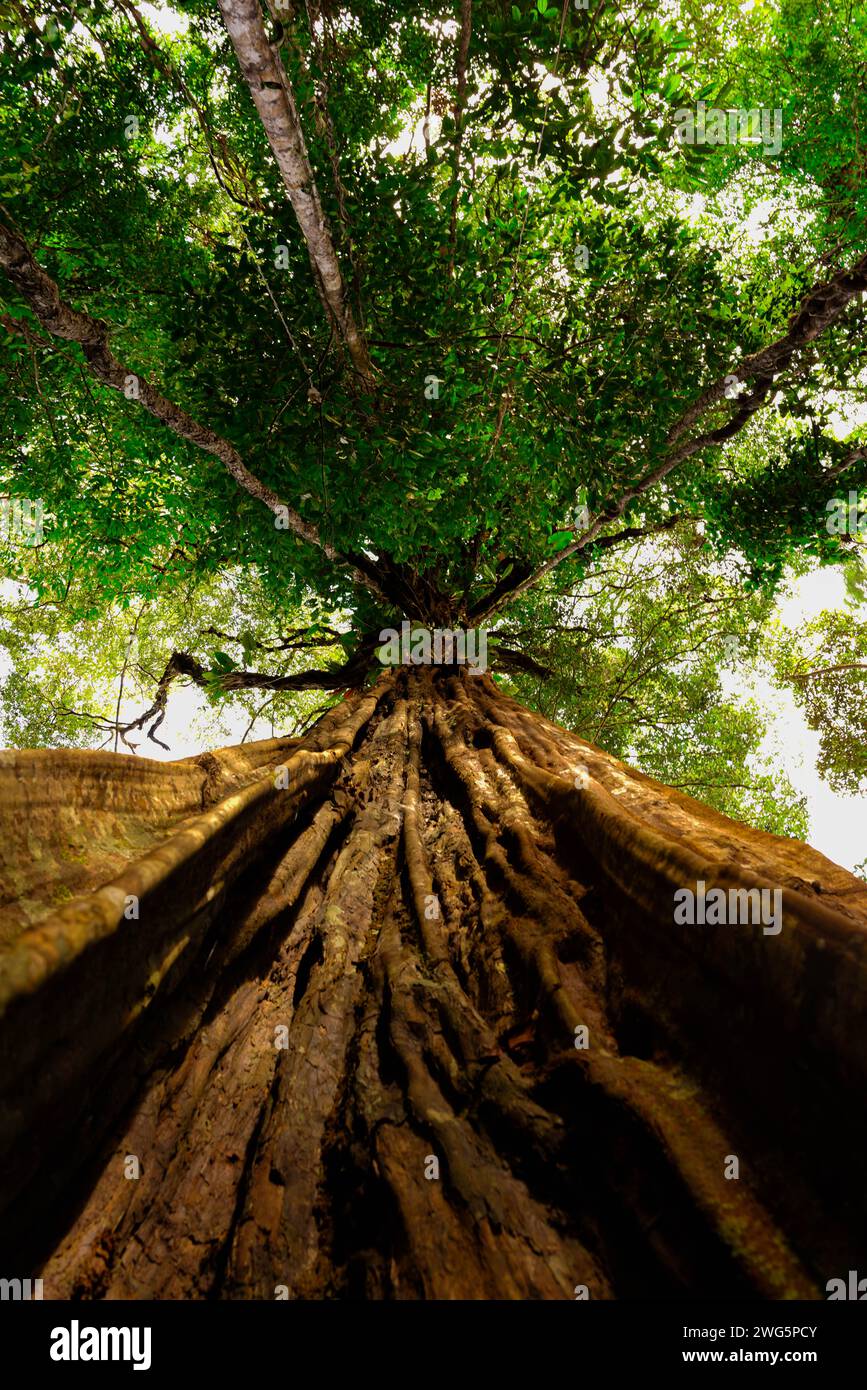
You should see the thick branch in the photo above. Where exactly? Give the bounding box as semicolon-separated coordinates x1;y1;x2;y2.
0;218;393;606
792;661;867;683
472;246;867;621
121;640;378;749
578;513;688;554
493;646;552;680
827;439;867;480
447;0;473;279
216;0;374;387
466;561;533;621
666;252;867;447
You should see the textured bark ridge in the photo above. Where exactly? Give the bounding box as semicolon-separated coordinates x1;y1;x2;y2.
1;671;865;1300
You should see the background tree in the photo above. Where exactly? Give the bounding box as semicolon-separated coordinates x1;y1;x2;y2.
769;555;867;795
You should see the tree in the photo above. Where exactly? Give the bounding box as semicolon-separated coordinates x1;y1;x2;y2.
1;0;866;1300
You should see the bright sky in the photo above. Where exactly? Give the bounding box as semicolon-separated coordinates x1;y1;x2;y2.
720;567;865;873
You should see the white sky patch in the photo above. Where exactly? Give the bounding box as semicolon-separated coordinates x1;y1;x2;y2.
826;395;867;440
383;112;443;159
585;70;610;116
742;197;780;242
153;119;186;149
740;672;865;874
122;682;287;755
720;565;866;873
775;565;849;626
775;704;863;866
139;3;190;38
72;4;189;53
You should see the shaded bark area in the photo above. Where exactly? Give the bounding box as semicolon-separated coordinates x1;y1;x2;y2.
0;670;865;1299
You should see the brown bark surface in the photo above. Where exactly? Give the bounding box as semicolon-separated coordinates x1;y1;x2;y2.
1;671;865;1299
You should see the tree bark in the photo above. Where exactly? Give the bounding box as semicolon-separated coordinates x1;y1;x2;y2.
1;671;865;1299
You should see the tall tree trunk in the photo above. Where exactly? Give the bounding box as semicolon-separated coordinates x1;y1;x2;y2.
1;670;865;1300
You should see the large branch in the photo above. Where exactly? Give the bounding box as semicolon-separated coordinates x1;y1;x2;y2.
492;646;552;680
216;0;374;387
447;0;473;279
0;218;393;606
583;513;689;553
120;639;378;749
666;252;867;447
793;662;867;683
471;245;867;621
